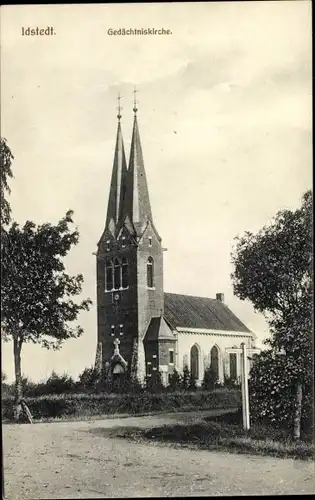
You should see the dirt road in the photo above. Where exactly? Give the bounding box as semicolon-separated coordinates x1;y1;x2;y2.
3;410;314;498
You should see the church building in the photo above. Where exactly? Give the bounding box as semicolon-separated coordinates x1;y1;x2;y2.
95;98;255;386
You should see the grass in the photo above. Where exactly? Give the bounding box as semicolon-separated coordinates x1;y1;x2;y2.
2;389;241;422
112;410;314;461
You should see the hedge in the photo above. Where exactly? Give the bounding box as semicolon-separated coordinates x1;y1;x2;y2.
2;389;240;422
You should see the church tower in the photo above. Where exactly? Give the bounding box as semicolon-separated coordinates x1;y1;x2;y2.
95;94;164;383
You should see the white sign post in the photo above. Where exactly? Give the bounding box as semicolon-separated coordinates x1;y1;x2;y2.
226;342;260;431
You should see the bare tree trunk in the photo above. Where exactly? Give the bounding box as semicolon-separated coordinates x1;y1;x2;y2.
13;337;33;423
293;381;303;440
13;336;23;421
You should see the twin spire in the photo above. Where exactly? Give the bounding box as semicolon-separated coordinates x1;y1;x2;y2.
105;91;153;238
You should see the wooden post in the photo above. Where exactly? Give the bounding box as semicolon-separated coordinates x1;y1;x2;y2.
226;343;260;431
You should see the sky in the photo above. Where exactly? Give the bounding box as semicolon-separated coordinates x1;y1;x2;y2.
1;1;312;382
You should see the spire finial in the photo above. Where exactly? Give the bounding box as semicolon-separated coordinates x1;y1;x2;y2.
117;92;122;121
133;87;138;114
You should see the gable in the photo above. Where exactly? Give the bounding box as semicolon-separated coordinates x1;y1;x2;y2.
144;316;176;342
164;293;251;333
97;227;116;252
137;219;162;245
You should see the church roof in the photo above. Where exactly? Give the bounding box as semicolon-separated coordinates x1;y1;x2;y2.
122;114;153;236
144;316;176;342
164;293;251;333
105;120;127;232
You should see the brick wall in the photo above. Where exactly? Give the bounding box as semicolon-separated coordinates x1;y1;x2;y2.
96;230;139;373
96;221;164;381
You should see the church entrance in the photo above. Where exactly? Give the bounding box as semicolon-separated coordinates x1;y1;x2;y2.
190;344;199;380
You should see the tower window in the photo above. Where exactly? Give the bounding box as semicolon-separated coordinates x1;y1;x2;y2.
105;260;114;291
147;257;154;288
106;240;110;252
122;237;126;248
148;237;152;247
121;257;129;289
114;258;121;290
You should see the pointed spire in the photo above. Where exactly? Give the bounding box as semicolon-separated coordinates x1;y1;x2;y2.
133;87;138;114
123;98;153;235
105;96;127;233
117;92;122;121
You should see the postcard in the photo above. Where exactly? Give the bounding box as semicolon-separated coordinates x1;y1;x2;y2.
1;2;313;499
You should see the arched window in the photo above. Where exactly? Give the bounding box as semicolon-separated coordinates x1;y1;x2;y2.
210;345;219;382
121;258;128;289
105;259;113;291
114;258;121;290
190;344;199;379
229;353;237;380
147;257;154;288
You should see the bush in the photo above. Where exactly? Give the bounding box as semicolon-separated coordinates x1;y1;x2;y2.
145;371;164;393
42;371;76;395
223;375;240;389
188;373;197;391
181;365;191;391
1;372;79;398
2;388;241;421
78;366;100;392
168;369;182;391
202;367;217;391
249;350;313;435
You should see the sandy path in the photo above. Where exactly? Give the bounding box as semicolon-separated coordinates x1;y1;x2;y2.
3;410;315;498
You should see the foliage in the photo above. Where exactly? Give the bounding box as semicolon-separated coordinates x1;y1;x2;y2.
124;378;144;394
78;366;100;392
2;372;79;398
231;190;312;326
188;372;197;391
249;351;313;433
181;365;191;390
145;370;164;393
2;389;241;422
43;371;76;395
131;415;314;459
1;210;92;349
202;367;218;391
1;210;92;419
0;137;14;226
168;369;182;391
231;190;313;434
223;374;240;389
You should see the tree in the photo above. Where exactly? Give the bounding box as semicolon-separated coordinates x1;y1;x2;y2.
0;138;14;226
188;372;198;391
44;371;76;395
78;366;100;392
181;365;191;391
1;210;92;420
202;367;217;391
168;369;182;391
231;190;312;438
146;370;163;393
